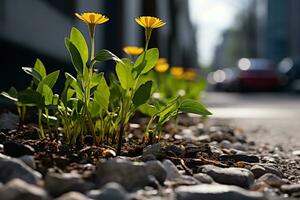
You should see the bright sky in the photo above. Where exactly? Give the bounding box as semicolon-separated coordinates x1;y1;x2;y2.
189;0;250;66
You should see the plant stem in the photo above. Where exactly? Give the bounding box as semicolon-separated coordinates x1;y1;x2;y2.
38;109;45;138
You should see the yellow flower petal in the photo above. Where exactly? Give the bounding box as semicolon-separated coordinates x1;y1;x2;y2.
135;16;166;29
170;66;184;79
123;46;144;56
155;58;169;73
184;69;198;80
75;12;109;25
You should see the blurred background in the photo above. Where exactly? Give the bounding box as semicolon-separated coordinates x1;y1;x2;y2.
2;0;300;93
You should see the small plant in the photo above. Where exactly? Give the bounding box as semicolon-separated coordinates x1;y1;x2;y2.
1;12;212;155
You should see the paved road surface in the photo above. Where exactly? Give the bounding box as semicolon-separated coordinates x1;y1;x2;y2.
202;92;300;150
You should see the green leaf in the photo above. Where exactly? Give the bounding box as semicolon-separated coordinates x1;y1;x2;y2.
93;49;122;63
94;76;110;113
65;38;83;74
158;101;178;125
116;61;134;90
138;103;157;116
18;89;44;107
70;27;89;64
37;83;53;106
179;99;212;116
89;101;101;117
34;59;46;79
133;48;159;75
133;80;152;108
22;67;42;82
91;72;104;89
40;70;60;89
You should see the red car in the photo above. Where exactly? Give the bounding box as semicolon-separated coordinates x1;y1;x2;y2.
236;58;281;91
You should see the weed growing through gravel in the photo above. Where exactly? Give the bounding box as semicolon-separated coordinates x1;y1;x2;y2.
1;13;211;154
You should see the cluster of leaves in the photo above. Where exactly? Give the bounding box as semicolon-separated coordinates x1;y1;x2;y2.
1;27;211;154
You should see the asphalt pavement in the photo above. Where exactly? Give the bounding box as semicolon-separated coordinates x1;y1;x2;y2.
202;92;300;150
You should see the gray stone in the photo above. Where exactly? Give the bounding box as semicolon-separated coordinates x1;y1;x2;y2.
142;144;166;160
194;173;214;184
95;159;156;191
19;155;36;169
251;165;266;179
0;179;48;200
162;159;181;180
87;182;129;200
145;160;167;184
200;165;255;188
45;173;92;197
263;165;283;178
257;173;286;188
0;153;41;184
251;165;283;179
165;145;184;156
0;112;19;130
55;192;89;200
280;184;300;194
162;160;199;186
219;140;232;149
219;154;259;163
175;184;264;200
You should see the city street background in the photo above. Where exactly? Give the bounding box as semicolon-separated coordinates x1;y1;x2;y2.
204;92;300;150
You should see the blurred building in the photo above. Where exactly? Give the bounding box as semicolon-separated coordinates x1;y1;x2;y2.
0;0;198;91
255;0;300;62
213;0;300;69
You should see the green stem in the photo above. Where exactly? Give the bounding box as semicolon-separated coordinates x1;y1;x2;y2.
91;36;95;61
38;109;45;138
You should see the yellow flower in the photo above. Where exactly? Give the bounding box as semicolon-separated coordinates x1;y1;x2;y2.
170;66;184;79
123;46;144;56
135;16;166;29
155;58;169;73
75;12;109;37
184;69;198;81
75;12;109;25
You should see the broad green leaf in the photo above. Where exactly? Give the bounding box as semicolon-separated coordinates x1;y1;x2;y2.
34;59;46;79
94;77;110;113
71;80;84;100
22;67;42;82
70;27;89;64
65;38;83;74
133;80;152;108
37;83;53;106
89;101;100;117
67;89;75;101
18;89;44;107
138;103;157;116
122;58;133;70
179;99;212;116
116;61;134;90
133;48;159;75
91;72;104;89
158;101;178;125
40;70;60;89
93;49;122;63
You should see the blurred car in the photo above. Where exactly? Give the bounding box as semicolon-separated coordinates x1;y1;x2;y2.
278;57;300;91
210;58;283;91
